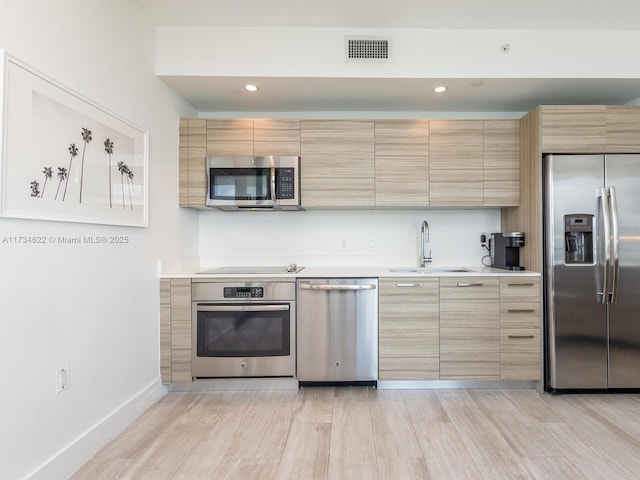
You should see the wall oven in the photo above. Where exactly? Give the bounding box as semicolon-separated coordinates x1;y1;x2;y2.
191;281;296;378
206;156;302;211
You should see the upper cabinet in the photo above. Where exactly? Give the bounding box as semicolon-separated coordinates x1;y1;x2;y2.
429;120;484;207
180;118;207;208
178;119;301;207
178;117;521;209
539;105;640;154
484;120;520;207
253;119;302;156
540;105;606;153
300;120;375;208
374;120;430;207
605;106;640;153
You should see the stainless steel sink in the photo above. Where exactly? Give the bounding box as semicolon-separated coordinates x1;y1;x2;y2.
387;267;472;274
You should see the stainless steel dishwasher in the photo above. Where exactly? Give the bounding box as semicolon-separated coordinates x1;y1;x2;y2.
296;278;378;384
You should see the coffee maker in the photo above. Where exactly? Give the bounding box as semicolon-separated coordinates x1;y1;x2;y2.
490;232;525;271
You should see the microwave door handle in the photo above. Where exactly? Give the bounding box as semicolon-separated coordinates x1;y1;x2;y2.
271;167;277;201
597;187;612;304
610;186;620;303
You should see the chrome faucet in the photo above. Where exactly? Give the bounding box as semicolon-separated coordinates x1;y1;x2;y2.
420;220;433;267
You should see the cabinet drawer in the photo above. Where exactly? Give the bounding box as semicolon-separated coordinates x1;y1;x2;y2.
500;302;540;328
380;278;439;296
499;277;540;302
440;277;499;301
500;328;540;380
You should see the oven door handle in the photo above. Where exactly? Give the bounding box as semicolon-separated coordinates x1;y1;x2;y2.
197;305;290;312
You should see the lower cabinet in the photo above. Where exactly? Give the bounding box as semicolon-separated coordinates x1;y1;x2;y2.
159;278;192;383
378;278;439;380
378;275;541;382
439;277;501;380
499;277;541;380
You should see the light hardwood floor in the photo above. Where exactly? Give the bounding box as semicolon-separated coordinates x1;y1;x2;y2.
72;388;640;480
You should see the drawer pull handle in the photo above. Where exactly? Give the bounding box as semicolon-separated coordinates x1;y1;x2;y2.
507;308;535;313
508;335;535;339
507;283;535;287
457;283;483;287
396;283;421;287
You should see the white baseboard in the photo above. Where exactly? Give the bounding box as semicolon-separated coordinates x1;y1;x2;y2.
25;379;167;480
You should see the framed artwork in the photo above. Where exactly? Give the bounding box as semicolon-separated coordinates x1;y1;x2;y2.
0;51;148;227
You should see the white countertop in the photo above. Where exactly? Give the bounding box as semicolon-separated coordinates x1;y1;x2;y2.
162;265;540;279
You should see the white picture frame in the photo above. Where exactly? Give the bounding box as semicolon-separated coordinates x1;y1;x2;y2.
0;51;148;227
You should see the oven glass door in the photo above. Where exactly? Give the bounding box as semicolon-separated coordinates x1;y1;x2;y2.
196;303;290;357
209;167;272;201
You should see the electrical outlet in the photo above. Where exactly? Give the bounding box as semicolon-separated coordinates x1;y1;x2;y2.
341;239;348;249
56;365;69;394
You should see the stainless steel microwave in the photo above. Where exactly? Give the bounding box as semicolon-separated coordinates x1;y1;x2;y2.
206;156;302;211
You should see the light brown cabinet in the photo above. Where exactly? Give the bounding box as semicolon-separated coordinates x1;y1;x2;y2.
178;119;301;207
378;278;439;380
159;278;192;383
499;277;541;380
179;118;207;207
540;105;640;154
540;105;607;153
606;106;640;152
179;116;521;209
439;277;501;379
300;120;375;208
374;120;430;207
484;120;520;206
429;120;484;207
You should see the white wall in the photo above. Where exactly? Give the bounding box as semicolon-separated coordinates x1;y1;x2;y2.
199;209;500;269
0;1;198;479
157;26;640;79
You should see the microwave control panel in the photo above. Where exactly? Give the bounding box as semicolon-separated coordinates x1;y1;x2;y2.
223;286;264;298
276;168;295;199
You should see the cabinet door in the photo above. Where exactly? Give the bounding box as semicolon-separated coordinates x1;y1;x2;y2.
374;120;429;207
378;278;439;380
300;120;375;207
541;105;606;153
160;279;172;383
186;119;207;207
429;120;484;206
606;106;640;153
499;277;541;380
253;119;301;156
484;120;520;206
169;278;192;383
439;277;500;379
206;119;254;156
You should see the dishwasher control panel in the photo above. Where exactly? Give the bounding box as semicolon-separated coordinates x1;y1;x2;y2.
223;286;264;298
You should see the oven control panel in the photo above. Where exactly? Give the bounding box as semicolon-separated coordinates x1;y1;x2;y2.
223;286;264;298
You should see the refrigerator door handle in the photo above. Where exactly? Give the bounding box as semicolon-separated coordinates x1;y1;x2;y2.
597;187;612;304
609;186;620;304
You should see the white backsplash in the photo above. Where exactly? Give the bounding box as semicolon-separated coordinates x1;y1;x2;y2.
198;209;501;269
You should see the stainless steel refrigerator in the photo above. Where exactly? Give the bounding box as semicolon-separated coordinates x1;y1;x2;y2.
544;153;640;390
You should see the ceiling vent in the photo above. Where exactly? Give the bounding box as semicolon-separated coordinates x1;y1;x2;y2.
345;37;391;62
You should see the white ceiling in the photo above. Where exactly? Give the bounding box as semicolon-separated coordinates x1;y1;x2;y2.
135;0;640;112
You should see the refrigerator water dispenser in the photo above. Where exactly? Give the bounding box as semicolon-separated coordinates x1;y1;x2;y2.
564;214;593;264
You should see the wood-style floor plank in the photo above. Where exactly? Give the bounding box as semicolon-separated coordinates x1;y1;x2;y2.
71;388;640;480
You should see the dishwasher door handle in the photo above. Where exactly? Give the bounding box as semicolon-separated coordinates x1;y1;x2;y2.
298;284;377;291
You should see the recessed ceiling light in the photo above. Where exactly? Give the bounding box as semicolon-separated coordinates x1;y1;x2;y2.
433;85;447;93
244;84;258;92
